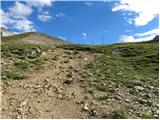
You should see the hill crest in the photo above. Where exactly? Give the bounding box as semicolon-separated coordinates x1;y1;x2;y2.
1;30;69;45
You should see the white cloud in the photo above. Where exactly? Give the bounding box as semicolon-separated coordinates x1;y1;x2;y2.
82;33;87;37
58;36;67;41
8;1;32;18
26;0;54;22
119;28;159;43
84;2;93;6
135;28;159;37
0;1;54;32
82;33;87;40
119;35;156;43
111;0;160;26
0;9;14;28
14;19;35;32
55;12;66;18
38;14;52;22
119;35;136;42
0;2;35;32
38;10;52;22
26;0;53;7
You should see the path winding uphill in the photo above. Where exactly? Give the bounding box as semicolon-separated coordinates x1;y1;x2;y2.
1;46;100;119
1;31;159;119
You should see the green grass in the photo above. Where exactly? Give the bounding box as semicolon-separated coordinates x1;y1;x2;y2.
1;32;69;44
2;43;49;58
141;112;152;119
111;109;127;119
2;68;26;80
1;32;34;43
1;42;50;80
2;58;45;80
59;43;159;87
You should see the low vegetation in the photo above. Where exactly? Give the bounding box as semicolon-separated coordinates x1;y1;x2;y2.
59;43;158;87
1;32;159;118
1;43;49;80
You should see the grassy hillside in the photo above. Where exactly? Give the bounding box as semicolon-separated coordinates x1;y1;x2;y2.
59;43;159;87
1;43;50;80
1;32;69;80
1;34;159;118
1;32;69;44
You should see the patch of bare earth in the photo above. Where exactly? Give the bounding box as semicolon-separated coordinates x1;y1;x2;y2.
1;47;100;119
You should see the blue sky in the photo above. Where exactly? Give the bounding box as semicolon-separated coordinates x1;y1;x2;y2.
1;0;159;44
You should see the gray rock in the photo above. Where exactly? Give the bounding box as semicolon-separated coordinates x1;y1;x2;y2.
63;79;73;85
147;85;154;90
32;47;41;54
125;99;131;103
138;98;147;104
112;49;121;56
43;78;50;84
153;114;159;119
90;109;97;116
67;72;74;77
114;95;122;100
83;103;90;111
129;80;143;86
57;94;63;99
134;86;144;91
146;93;152;98
84;58;88;61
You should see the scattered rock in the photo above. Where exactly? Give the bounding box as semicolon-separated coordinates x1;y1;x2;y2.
153;114;159;119
57;94;63;99
67;72;74;77
134;86;144;91
4;81;11;86
114;95;122;100
125;99;131;103
84;58;88;61
90;109;97;116
83;103;90;111
55;65;59;69
156;104;159;108
41;52;46;57
137;98;147;104
32;47;41;54
129;80;143;86
63;79;73;85
147;100;152;106
43;78;50;84
147;85;154;90
112;49;121;56
146;93;152;98
56;86;63;93
19;99;28;107
64;50;73;55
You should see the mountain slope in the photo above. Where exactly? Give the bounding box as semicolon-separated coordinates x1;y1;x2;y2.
1;32;69;45
147;35;159;43
1;35;159;119
0;27;15;36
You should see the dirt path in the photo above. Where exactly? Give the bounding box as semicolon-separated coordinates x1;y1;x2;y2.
1;47;100;119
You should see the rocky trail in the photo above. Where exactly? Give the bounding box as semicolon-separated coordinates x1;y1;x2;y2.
1;45;159;119
1;46;100;119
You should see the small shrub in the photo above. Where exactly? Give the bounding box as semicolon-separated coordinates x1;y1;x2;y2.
112;109;126;119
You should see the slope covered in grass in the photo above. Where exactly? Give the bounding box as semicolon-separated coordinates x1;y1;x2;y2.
1;43;50;80
1;32;69;44
59;43;159;87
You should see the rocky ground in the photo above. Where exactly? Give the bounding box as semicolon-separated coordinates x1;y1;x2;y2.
1;45;159;119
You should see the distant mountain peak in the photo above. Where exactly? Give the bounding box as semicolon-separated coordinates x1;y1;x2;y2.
149;35;159;43
0;27;15;36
